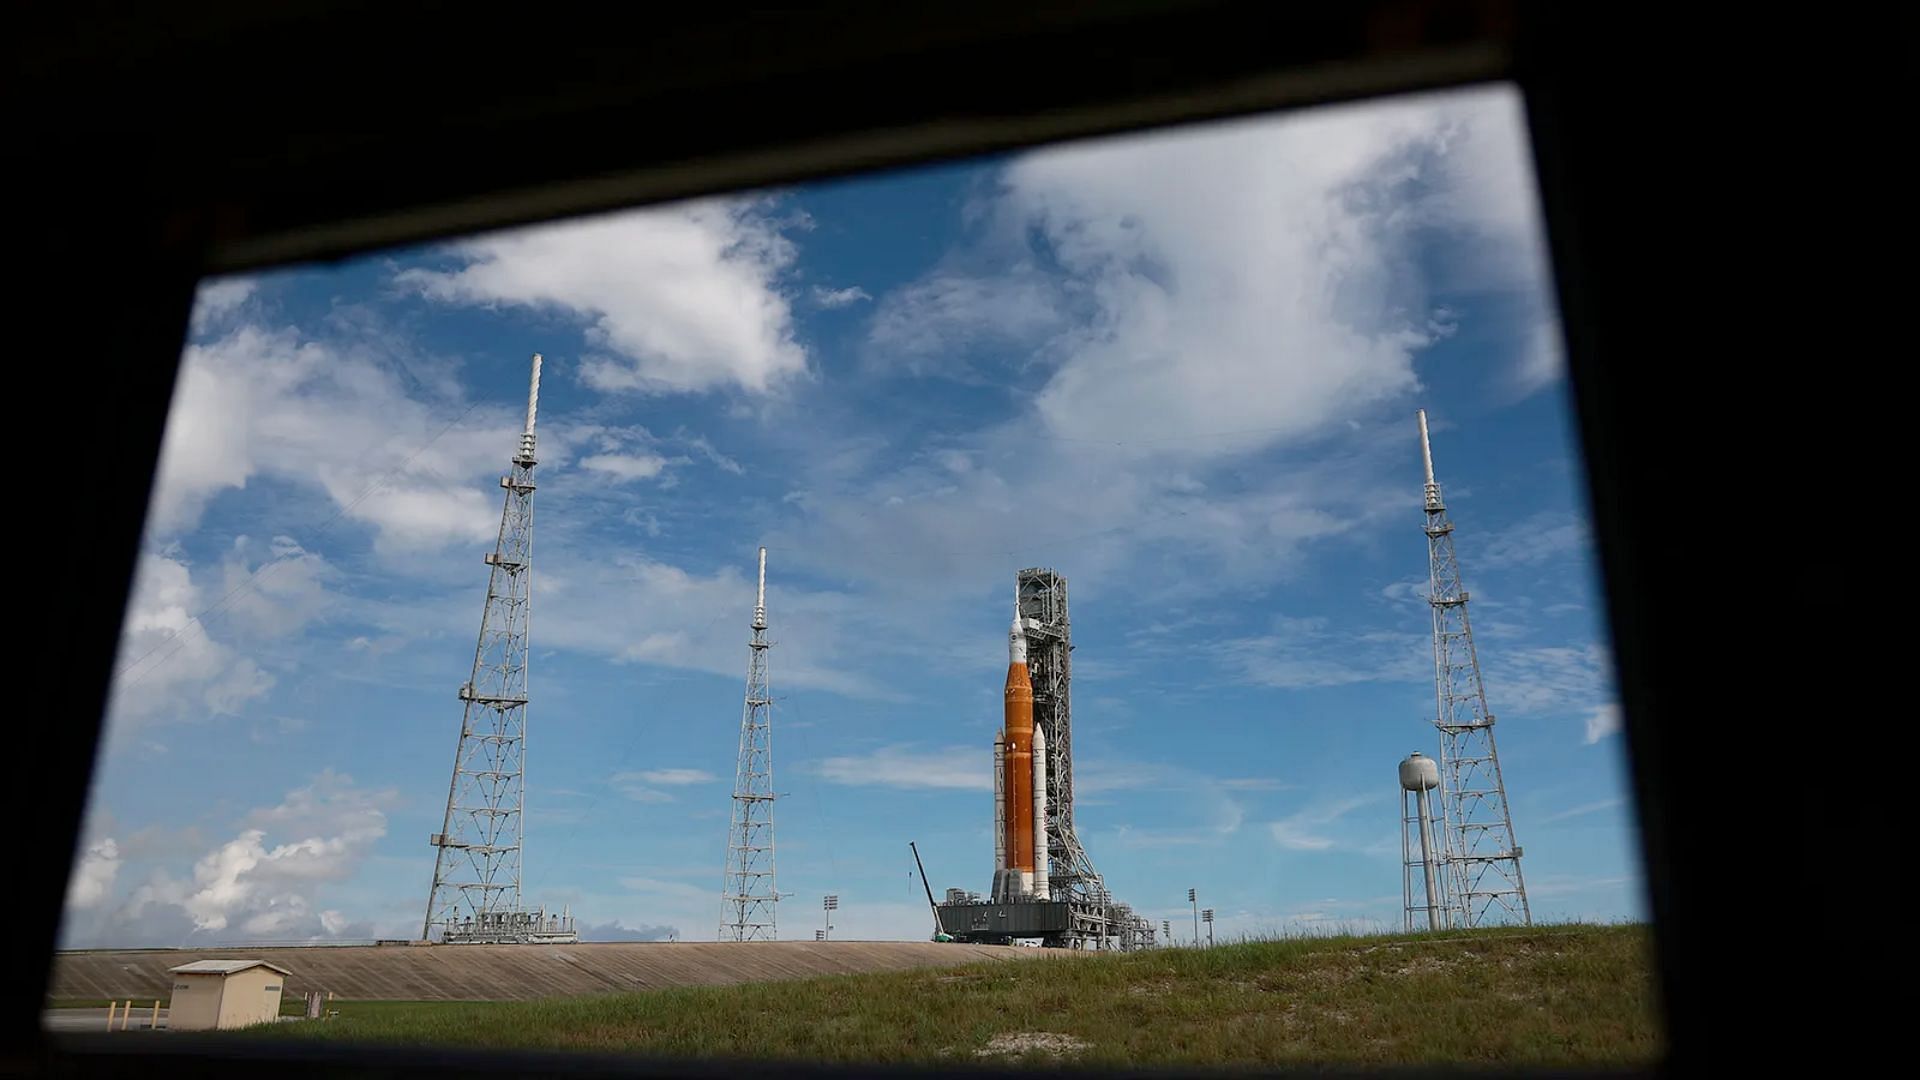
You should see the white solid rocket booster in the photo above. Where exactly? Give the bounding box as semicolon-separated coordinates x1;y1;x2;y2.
1032;724;1050;900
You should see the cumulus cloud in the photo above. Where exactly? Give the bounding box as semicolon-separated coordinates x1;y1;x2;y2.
400;198;806;395
66;839;121;910
108;551;274;724
868;86;1554;457
149;322;527;550
67;772;397;946
782;87;1555;611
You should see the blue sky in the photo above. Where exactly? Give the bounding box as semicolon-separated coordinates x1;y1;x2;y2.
61;84;1641;948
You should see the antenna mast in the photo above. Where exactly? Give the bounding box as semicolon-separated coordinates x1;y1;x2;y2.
1418;410;1532;927
721;546;778;940
423;354;542;942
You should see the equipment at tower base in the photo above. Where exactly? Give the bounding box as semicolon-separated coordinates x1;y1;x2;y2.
1399;752;1447;931
936;569;1154;950
720;546;779;941
422;354;577;944
1417;410;1532;928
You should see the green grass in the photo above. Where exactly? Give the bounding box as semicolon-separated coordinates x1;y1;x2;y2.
245;923;1660;1067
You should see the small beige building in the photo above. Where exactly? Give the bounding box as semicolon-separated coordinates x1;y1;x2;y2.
166;959;292;1031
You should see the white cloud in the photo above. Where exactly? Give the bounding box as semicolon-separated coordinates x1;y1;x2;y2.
578;920;679;942
188;277;257;336
1541;797;1623;823
869;86;1549;460
683;432;745;475
812;285;872;308
1219;778;1289;791
613;785;676;804
1222;616;1427;689
218;535;334;639
108;551;274;724
1484;642;1612;719
72;772;397;945
1584;702;1623;744
1479;511;1590;568
867;266;1064;373
1269;795;1374;851
67;839;121;910
789;88;1550;610
149;322;524;550
1511;313;1567;396
813;745;990;790
580;452;675;481
636;768;716;785
400;198;806;395
537;551;890;699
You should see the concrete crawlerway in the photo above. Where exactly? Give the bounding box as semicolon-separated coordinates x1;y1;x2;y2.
51;941;1059;1002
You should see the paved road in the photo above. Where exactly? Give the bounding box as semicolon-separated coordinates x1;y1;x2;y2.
43;1008;168;1033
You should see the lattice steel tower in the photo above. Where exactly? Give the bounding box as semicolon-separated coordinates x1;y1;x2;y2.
720;547;777;940
1418;410;1531;927
423;354;543;942
1018;568;1144;948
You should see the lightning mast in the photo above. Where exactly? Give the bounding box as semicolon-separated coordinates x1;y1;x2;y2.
720;547;777;940
1418;410;1532;927
423;354;543;942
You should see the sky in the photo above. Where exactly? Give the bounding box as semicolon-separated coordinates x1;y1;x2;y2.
60;83;1641;949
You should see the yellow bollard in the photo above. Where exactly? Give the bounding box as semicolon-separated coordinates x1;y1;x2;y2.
151;1000;161;1031
106;1001;120;1032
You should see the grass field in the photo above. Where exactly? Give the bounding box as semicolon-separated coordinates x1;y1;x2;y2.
240;923;1659;1068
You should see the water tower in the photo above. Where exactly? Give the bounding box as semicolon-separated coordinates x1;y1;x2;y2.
1400;752;1449;931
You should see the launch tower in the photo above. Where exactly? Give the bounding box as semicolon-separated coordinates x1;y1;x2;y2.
934;568;1154;950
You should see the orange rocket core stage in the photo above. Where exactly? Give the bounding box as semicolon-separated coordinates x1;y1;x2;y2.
1003;656;1035;873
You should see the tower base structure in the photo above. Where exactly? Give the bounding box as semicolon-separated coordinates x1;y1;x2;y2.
933;892;1155;950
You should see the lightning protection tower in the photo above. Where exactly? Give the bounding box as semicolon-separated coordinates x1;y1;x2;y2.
1418;410;1531;927
423;354;543;942
720;547;777;940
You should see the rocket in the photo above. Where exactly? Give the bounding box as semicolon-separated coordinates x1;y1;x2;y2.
995;589;1050;900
